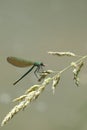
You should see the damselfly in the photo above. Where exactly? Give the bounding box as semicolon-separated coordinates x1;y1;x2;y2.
7;57;45;85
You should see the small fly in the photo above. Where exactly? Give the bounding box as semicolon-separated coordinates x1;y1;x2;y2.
7;57;45;85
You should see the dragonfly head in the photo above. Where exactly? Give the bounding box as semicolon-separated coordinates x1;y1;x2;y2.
40;62;45;66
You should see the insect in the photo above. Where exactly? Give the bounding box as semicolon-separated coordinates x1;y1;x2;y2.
7;57;45;85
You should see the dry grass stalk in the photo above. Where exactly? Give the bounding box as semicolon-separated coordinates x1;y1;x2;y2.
1;51;87;127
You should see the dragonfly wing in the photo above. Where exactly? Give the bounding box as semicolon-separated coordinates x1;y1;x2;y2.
7;57;34;67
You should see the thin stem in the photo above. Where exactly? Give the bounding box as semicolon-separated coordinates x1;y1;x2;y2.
75;55;87;64
55;55;87;76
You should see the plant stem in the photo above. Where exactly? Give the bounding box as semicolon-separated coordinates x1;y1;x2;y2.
58;55;87;75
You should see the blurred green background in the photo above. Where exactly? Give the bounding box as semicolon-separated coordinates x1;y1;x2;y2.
0;0;87;130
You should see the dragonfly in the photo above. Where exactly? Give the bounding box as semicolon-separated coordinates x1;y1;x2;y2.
7;57;45;85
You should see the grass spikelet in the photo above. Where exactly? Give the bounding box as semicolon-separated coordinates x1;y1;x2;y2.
52;74;60;94
42;77;52;86
25;85;40;94
34;85;45;99
48;51;76;57
38;70;54;82
1;102;27;127
71;61;84;86
13;95;27;102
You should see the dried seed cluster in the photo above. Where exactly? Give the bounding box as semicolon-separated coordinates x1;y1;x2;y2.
71;61;84;86
48;51;76;57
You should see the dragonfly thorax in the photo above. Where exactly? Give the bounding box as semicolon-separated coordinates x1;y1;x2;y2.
34;62;45;67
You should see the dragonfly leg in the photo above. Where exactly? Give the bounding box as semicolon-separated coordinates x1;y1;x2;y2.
34;66;44;79
34;67;40;78
39;65;44;72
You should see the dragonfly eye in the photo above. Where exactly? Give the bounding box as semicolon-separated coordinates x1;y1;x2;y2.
40;62;45;66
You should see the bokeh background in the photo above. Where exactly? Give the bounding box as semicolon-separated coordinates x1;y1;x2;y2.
0;0;87;130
